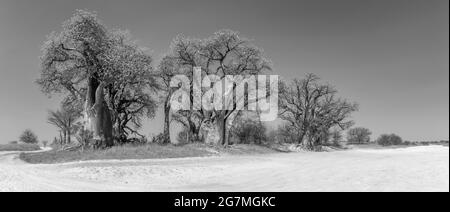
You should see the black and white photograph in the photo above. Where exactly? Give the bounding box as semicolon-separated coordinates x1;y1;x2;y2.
0;0;448;197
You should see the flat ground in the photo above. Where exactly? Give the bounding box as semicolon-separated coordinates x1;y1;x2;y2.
0;145;448;192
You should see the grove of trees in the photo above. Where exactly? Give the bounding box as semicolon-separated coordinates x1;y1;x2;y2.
36;10;361;151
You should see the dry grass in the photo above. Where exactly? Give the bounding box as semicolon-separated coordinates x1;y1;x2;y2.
0;143;41;152
20;143;280;164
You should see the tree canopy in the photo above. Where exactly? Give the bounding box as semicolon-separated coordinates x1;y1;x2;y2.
37;10;159;145
159;30;273;145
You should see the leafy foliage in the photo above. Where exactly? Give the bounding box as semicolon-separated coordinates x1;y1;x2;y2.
37;10;159;143
347;127;372;144
377;134;403;146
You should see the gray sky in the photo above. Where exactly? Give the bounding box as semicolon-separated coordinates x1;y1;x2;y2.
0;0;448;143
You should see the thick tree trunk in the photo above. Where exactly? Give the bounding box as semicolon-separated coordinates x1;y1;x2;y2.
216;115;230;146
84;77;114;148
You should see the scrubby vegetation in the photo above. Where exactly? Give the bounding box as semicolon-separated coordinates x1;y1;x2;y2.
403;140;449;147
376;134;403;146
230;117;268;145
0;143;41;152
19;129;39;144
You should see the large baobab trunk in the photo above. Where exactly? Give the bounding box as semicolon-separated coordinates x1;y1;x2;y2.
84;77;114;148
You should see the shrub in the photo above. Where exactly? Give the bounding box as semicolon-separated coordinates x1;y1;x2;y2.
347;127;372;144
230;119;267;144
377;134;403;146
150;133;169;144
19;129;39;144
72;128;93;150
269;124;300;144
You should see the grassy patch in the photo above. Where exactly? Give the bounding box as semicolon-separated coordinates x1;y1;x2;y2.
20;143;280;164
0;143;41;152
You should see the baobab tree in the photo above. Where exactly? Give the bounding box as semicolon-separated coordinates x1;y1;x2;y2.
157;55;188;143
160;30;273;145
279;74;358;150
37;10;158;147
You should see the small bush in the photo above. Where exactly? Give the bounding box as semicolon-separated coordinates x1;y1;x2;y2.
19;129;39;144
347;127;372;144
231;119;267;145
377;134;403;146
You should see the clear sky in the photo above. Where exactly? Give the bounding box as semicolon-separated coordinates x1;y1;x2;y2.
0;0;448;143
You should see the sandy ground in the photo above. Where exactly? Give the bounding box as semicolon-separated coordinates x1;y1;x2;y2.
0;146;448;192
